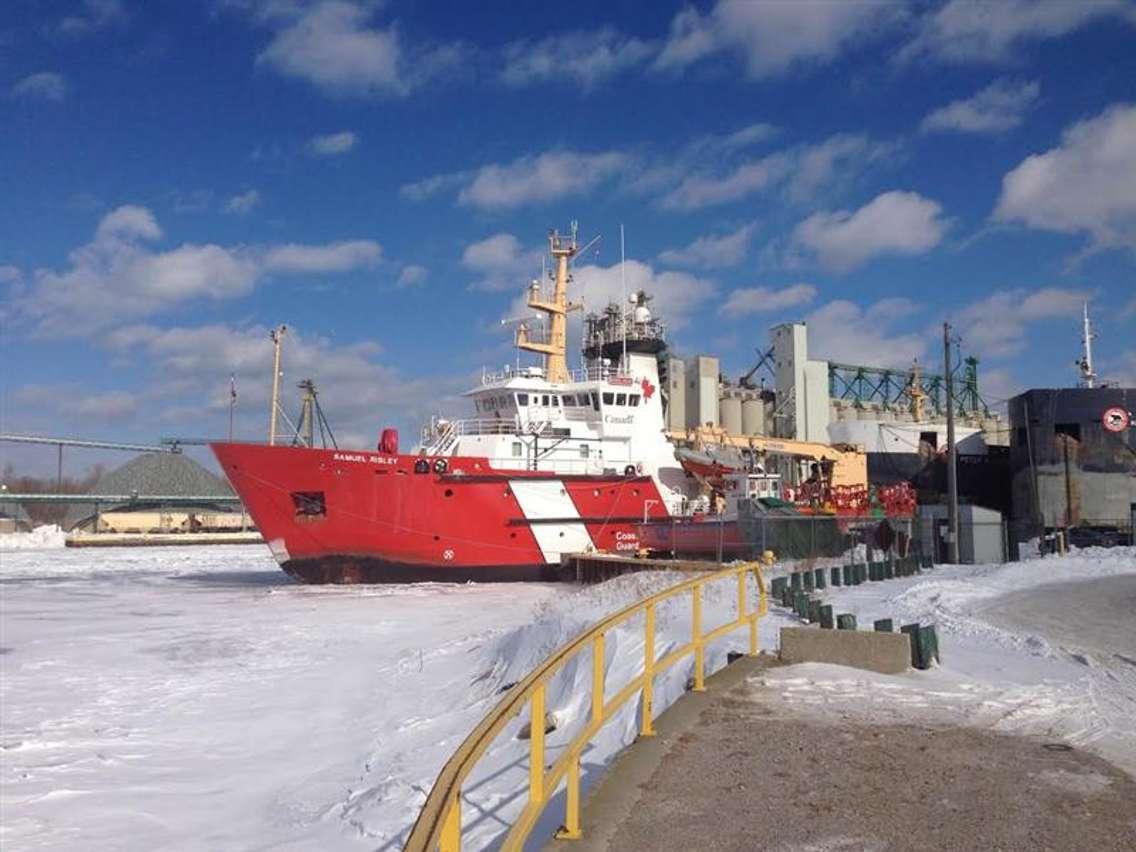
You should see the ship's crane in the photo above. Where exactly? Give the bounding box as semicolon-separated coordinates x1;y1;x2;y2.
666;426;867;491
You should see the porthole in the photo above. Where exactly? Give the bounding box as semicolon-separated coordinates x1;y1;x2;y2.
444;488;454;497
433;535;440;541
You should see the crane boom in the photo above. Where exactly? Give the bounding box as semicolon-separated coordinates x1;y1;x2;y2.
666;426;867;490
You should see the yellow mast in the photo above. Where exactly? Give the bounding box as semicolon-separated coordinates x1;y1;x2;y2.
516;227;579;383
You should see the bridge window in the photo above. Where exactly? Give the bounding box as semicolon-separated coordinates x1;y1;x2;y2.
563;394;576;406
551;395;560;406
517;393;528;406
512;442;523;457
629;394;640;407
542;394;550;406
591;392;600;411
616;393;627;406
602;392;614;405
579;444;590;458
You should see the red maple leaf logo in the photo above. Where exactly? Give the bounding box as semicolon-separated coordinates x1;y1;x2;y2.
640;377;656;399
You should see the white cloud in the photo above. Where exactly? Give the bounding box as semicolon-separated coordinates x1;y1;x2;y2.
462;233;542;292
660;157;786;211
512;259;717;331
501;28;655;88
0;265;22;284
407;150;627;210
658;222;757;269
719;284;818;317
657;133;893;211
902;0;1135;64
952;287;1089;358
13;206;382;337
790;191;948;272
263;239;381;273
805;299;927;367
57;0;125;38
255;1;462;96
13;385;137;422
399;171;470;202
993;102;1136;248
309;130;358;155
224;189;261;215
104;322;468;446
921;79;1040;134
460;150;628;210
655;0;906;78
395;264;427;288
11;72;67;101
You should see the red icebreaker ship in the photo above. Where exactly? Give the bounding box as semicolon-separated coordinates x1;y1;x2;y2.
213;225;685;583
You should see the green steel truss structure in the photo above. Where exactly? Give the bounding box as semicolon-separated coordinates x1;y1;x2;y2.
827;357;989;417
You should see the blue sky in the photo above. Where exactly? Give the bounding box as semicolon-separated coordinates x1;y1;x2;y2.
2;0;1135;474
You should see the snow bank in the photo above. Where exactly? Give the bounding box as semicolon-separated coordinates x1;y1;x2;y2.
0;524;66;550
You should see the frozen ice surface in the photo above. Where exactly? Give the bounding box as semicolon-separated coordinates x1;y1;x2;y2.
0;544;562;850
2;541;1135;850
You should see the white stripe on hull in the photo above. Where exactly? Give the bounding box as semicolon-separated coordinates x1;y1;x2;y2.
508;480;593;564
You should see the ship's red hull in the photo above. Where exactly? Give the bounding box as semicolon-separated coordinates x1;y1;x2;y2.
211;442;668;583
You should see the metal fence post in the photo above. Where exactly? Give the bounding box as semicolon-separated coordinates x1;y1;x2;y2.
556;754;582;840
439;794;461;852
529;685;546;804
641;604;655;736
591;634;605;723
692;584;705;692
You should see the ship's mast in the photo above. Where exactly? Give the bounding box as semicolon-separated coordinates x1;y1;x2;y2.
516;224;579;383
1078;301;1096;388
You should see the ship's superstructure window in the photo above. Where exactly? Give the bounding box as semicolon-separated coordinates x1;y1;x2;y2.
591;392;600;411
563;394;576;406
517;393;528;406
542;394;550;406
512;442;523;457
602;392;614;405
616;393;627;406
630;394;640;407
579;444;590;458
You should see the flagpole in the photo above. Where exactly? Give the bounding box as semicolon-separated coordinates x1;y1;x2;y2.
228;373;236;441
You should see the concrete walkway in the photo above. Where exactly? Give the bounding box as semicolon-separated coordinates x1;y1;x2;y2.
548;656;1136;851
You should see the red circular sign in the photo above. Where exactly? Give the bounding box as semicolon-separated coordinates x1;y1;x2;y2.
1102;407;1130;433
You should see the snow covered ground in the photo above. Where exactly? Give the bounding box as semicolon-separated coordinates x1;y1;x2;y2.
2;531;1134;850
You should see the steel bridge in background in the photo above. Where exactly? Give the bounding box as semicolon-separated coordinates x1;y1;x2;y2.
827;357;990;417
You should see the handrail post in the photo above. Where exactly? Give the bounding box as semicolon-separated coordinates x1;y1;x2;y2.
591;634;605;723
692;584;705;692
529;684;546;804
439;793;461;852
640;604;655;737
555;752;582;840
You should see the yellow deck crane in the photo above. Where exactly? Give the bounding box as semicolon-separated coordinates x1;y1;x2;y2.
665;425;868;495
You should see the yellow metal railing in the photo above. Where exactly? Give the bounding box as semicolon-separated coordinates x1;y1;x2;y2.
404;562;768;851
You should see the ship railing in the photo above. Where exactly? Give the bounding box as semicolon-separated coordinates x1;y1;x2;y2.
479;365;633;386
403;561;768;852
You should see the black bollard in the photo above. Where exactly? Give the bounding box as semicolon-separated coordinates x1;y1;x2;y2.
819;604;835;629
